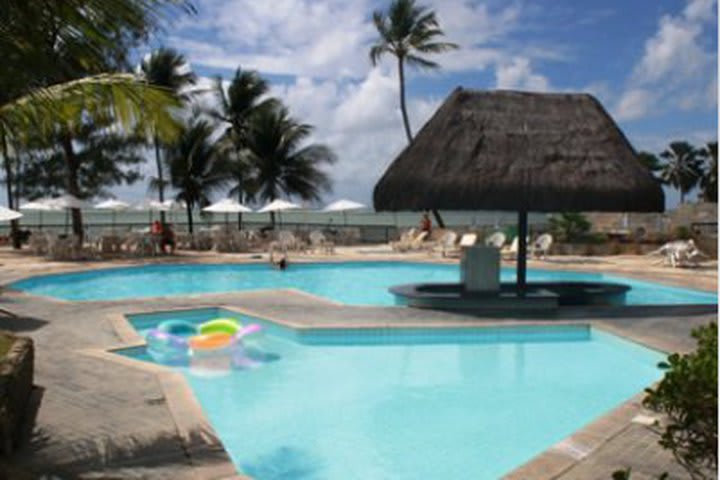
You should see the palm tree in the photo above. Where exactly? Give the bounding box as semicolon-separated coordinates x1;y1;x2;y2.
17;114;146;201
637;151;663;179
699;141;717;203
141;48;197;224
164;120;230;234
209;68;278;227
369;0;457;227
659;142;703;204
2;75;180;243
244;106;336;225
0;0;189;244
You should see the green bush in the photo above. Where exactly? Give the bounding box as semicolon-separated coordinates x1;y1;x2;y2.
548;213;592;243
673;225;693;240
643;323;718;478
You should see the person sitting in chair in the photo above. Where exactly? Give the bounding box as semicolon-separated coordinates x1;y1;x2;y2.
161;223;176;254
419;211;432;236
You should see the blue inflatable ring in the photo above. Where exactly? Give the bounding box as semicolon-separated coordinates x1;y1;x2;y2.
157;319;198;336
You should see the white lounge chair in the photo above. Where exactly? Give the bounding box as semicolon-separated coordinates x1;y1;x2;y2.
391;228;417;252
445;233;477;258
501;236;519;259
649;240;706;268
484;231;506;249
309;230;334;254
530;233;553;259
433;230;458;257
397;231;429;252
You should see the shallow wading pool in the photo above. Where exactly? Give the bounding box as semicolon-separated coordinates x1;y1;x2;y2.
117;308;665;480
10;262;718;305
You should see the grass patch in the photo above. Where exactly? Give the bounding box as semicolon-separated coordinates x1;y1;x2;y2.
0;334;14;358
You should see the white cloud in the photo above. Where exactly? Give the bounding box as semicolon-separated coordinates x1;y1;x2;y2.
615;88;655;121
269;69;441;204
170;0;554;83
632;15;707;84
616;0;717;120
495;57;550;91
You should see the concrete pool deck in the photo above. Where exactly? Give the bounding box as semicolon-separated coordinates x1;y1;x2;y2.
0;246;715;479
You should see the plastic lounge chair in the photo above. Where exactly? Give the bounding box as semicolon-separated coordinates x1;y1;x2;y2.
501;237;519;260
404;231;429;252
445;233;477;258
484;231;506;249
649;240;706;268
530;233;553;259
433;230;458;257
309;230;334;254
28;234;48;255
391;228;417;252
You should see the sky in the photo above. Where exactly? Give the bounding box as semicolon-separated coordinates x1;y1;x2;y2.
114;0;718;209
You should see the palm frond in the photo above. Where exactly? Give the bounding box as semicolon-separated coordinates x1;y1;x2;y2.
0;73;181;143
405;54;440;70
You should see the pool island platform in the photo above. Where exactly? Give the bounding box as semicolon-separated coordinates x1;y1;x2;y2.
391;281;631;311
0;246;715;479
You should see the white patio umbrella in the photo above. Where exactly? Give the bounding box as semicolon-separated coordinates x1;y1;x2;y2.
161;199;186;211
258;199;301;227
19;199;60;229
0;206;23;222
202;199;253;227
46;194;87;209
46;195;87;234
322;199;366;226
94;199;130;229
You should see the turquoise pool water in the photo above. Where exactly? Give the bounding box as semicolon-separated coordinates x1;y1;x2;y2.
118;308;665;479
11;262;717;305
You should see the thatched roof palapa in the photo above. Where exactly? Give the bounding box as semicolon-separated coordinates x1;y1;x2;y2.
374;88;664;213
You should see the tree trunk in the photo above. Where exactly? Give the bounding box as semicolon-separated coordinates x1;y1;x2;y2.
154;135;166;225
398;57;413;143
60;133;83;244
185;202;194;234
237;187;243;230
1;132;20;249
398;57;445;228
270;211;276;227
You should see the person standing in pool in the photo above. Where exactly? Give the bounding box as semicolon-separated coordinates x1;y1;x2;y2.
269;247;288;270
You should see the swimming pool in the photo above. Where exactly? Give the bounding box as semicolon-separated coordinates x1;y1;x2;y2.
118;308;665;479
11;262;717;305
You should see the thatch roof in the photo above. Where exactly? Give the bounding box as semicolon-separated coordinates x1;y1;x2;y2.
374;88;664;213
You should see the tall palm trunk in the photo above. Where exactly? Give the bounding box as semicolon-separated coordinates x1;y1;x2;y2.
397;56;445;229
154;134;166;225
1;132;20;249
185;201;194;234
61;133;84;244
237;189;243;230
398;56;413;143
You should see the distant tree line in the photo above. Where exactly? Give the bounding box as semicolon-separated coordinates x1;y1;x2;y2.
0;1;336;248
638;141;717;204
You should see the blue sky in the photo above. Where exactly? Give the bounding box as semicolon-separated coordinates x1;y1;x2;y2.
120;0;718;208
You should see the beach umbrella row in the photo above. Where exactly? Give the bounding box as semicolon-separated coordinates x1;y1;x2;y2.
12;197;367;229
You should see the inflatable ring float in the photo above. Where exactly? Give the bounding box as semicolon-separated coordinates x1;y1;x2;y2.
157;319;198;336
189;332;235;351
198;318;241;336
146;329;190;353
